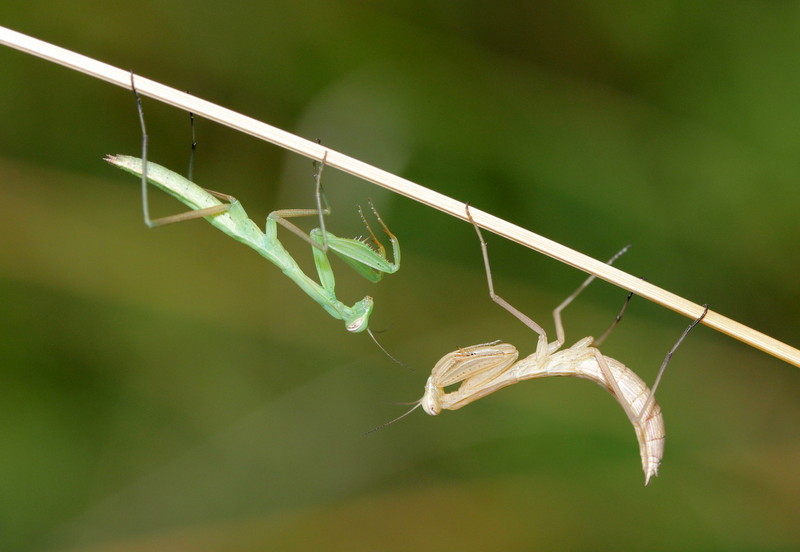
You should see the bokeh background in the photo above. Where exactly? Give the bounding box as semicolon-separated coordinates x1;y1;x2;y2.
1;2;798;551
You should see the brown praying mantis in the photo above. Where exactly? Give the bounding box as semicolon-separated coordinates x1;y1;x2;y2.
381;204;707;485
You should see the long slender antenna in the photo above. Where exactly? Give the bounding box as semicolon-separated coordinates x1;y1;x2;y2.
367;329;410;370
363;401;422;435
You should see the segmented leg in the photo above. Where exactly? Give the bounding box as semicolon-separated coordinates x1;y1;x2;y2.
131;72;231;228
552;245;630;347
465;204;548;342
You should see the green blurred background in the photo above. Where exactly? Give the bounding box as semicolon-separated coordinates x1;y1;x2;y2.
1;2;798;551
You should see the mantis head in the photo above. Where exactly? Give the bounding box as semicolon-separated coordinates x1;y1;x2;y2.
420;376;443;416
344;296;374;332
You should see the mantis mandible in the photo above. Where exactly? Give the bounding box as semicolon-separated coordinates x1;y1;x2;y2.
387;205;706;484
106;74;400;338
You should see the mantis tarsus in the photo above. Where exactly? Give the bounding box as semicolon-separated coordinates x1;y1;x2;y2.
383;205;707;485
106;74;400;338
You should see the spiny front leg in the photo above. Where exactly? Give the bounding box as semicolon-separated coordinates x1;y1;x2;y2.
319;201;401;283
356;199;400;275
421;342;519;415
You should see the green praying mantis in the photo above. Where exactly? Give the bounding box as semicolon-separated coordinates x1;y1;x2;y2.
106;74;400;341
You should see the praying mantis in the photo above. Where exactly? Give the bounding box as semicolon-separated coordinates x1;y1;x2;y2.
106;75;400;337
389;205;706;484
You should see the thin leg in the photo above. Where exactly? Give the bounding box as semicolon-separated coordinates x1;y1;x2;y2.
637;305;709;422
594;290;634;347
314;150;330;251
465;204;548;341
267;152;333;251
552;245;631;347
188;109;196;181
594;276;648;347
132;71;153;228
146;189;239;227
131;72;230;228
269;206;332;251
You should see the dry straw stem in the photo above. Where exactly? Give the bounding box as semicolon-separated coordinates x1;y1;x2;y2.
2;25;798;368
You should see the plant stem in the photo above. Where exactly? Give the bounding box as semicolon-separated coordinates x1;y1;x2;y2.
1;24;798;368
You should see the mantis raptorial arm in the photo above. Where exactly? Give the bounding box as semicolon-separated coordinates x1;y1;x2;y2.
106;75;400;335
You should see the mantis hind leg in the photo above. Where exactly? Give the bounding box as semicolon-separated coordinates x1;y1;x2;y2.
465;204;548;345
593;287;637;347
131;72;231;228
268;207;332;250
638;305;709;422
266;151;334;252
552;245;631;348
265;152;335;252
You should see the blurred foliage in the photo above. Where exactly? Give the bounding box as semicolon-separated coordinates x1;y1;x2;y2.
0;1;798;551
